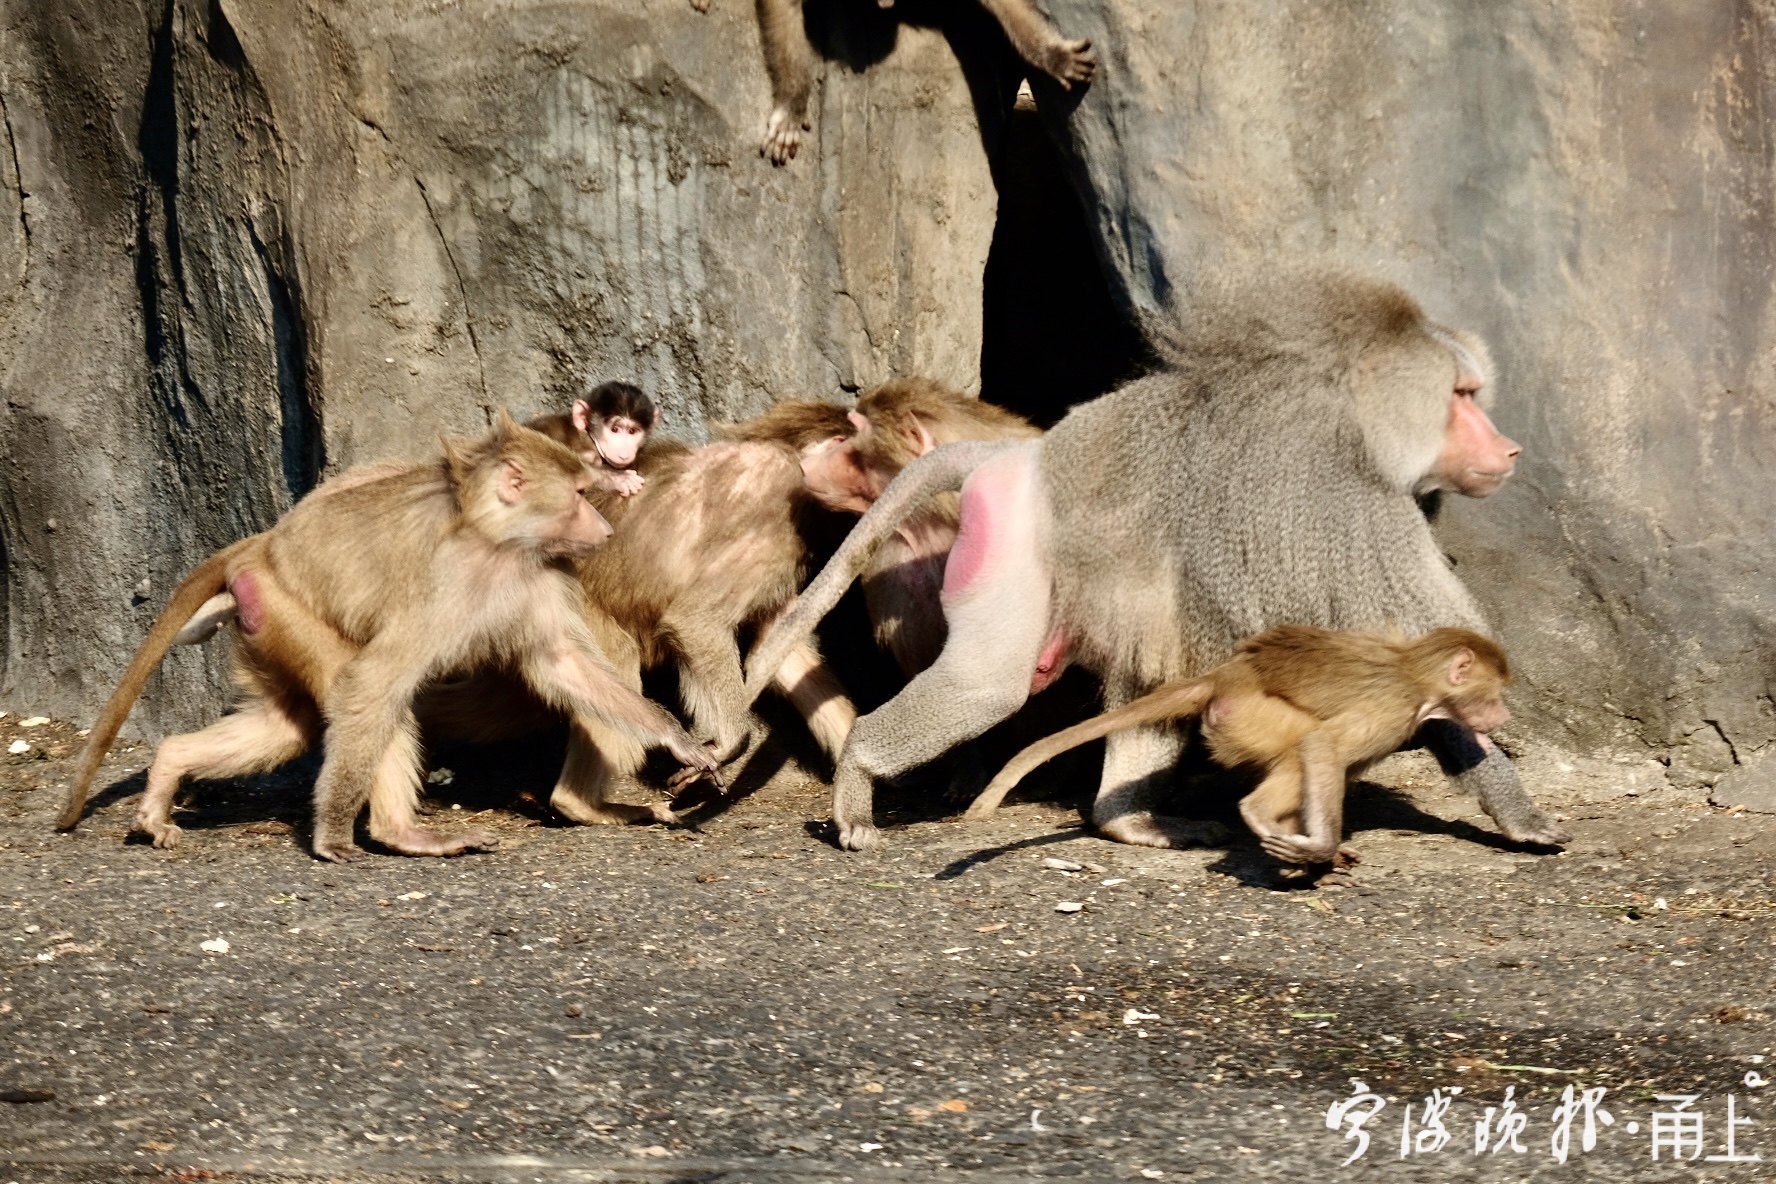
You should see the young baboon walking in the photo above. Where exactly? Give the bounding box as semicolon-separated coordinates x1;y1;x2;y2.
968;626;1514;865
744;267;1570;853
60;413;719;860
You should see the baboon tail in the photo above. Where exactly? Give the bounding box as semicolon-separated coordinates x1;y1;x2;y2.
965;677;1216;818
57;539;252;831
742;439;1017;705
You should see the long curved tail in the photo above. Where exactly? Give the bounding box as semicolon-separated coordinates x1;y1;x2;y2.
742;439;1017;705
965;677;1216;818
58;540;251;830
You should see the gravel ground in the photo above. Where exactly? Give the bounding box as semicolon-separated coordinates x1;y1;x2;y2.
1;708;1772;1183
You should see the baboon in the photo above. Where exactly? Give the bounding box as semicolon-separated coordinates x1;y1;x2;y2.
60;413;719;859
798;378;1042;676
744;267;1571;853
171;398;671;651
488;407;863;811
968;625;1514;865
529;380;659;499
706;0;1097;165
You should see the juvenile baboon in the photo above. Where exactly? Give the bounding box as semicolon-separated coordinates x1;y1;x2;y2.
61;413;719;859
969;625;1514;865
744;268;1571;853
530;380;659;498
711;0;1097;165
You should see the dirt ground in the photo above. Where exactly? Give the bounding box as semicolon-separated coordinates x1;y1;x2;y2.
2;707;1773;1183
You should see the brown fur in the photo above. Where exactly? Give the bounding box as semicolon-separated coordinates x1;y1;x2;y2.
61;412;717;859
715;400;852;450
427;406;860;813
968;625;1512;865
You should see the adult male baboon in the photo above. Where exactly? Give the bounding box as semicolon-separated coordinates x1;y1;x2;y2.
746;268;1571;853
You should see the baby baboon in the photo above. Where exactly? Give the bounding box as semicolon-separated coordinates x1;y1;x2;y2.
61;413;718;859
968;625;1513;865
745;267;1569;853
717;0;1096;165
529;380;659;498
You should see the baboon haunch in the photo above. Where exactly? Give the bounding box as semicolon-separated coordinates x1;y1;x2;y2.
745;268;1569;853
969;625;1514;865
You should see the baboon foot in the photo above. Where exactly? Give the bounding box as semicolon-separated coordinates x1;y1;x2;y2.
312;836;369;864
1041;38;1096;88
131;812;183;850
550;790;674;827
1495;809;1572;848
375;825;498;858
762;107;806;166
1097;811;1230;850
834;818;881;852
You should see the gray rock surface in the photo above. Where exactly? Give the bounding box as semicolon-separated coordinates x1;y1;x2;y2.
2;0;1773;788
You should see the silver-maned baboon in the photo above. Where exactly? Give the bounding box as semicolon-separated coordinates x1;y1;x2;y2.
745;268;1571;853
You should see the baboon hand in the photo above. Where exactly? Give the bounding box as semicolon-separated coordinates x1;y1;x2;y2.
1259;833;1341;866
834;819;881;851
690;0;712;11
666;737;725;790
762;106;808;166
607;469;645;497
1042;38;1096;89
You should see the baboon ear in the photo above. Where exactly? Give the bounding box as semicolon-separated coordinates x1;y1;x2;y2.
1447;648;1475;686
440;435;471;486
571;400;591;433
846;409;872;438
496;457;527;506
901;412;938;457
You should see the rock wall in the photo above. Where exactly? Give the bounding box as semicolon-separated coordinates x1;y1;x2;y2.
1041;0;1776;787
4;0;1773;794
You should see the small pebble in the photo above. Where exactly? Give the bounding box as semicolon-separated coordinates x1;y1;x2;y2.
1055;901;1084;914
